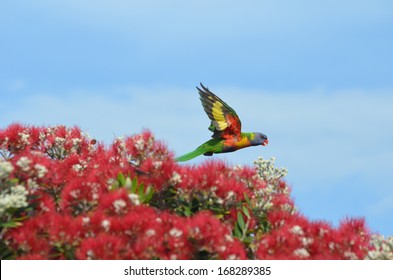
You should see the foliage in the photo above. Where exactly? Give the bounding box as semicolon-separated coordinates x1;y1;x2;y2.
0;123;391;259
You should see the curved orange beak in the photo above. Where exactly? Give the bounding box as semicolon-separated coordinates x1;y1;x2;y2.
262;139;268;146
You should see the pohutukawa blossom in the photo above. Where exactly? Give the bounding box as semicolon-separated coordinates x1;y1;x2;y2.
0;123;390;260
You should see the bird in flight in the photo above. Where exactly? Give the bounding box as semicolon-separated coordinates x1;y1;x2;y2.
175;84;268;162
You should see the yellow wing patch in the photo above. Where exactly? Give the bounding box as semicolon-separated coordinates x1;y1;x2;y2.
197;84;242;138
211;101;228;131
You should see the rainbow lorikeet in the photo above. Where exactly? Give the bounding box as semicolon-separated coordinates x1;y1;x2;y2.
175;84;268;162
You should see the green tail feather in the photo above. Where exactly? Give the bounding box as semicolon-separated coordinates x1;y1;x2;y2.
175;147;206;162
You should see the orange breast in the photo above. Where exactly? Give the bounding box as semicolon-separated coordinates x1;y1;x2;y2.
224;136;251;150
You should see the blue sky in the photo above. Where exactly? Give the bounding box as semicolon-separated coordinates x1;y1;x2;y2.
1;0;393;236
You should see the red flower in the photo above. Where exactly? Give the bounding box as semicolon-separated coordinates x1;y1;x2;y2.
0;123;41;156
189;211;247;260
60;176;105;216
76;233;129;260
0;124;378;260
256;212;371;259
6;214;52;257
97;188;132;216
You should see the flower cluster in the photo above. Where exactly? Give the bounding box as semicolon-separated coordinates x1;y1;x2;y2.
0;183;28;216
254;156;288;186
0;123;391;260
256;212;370;259
366;234;393;260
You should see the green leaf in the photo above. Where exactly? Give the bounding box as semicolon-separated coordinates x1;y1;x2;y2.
234;224;242;239
144;185;154;203
138;183;144;198
244;192;252;206
183;207;192;217
1;220;23;228
9;178;19;185
242;205;251;219
139;186;148;203
125;177;132;188
131;177;138;193
243;236;254;244
12;216;29;222
237;212;246;231
117;172;126;186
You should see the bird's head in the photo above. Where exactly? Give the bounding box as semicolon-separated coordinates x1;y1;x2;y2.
252;132;268;146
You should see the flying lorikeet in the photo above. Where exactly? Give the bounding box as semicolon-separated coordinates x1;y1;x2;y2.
175;84;268;162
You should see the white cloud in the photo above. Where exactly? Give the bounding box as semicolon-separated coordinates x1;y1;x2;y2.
3;85;392;183
216;86;393;181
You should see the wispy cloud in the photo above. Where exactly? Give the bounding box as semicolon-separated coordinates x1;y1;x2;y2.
3;85;392;180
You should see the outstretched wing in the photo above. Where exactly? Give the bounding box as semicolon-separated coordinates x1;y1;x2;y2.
197;83;242;139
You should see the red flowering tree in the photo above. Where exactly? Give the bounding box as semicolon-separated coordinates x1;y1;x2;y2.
0;123;392;260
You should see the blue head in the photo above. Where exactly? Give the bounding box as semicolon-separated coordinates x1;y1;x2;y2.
251;132;268;147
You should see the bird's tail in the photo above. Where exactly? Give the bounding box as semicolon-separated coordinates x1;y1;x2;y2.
175;147;206;162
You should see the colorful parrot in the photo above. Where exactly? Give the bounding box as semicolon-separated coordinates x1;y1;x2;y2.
175;84;268;162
